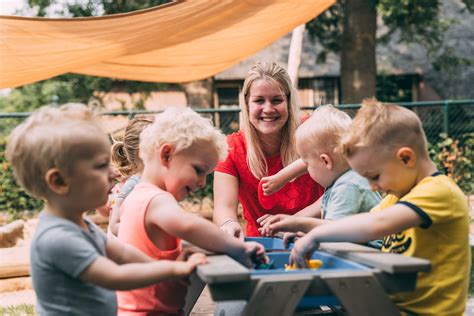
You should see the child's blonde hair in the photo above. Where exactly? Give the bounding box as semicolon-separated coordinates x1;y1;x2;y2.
341;99;428;158
111;114;155;178
139;107;227;162
6;104;105;199
296;105;352;162
240;62;300;179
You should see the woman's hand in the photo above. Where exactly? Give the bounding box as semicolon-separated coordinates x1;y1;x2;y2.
219;218;244;241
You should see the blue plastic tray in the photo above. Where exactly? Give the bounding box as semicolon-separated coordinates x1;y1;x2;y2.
245;237;293;251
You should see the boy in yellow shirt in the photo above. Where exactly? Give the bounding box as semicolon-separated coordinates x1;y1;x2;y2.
285;99;470;315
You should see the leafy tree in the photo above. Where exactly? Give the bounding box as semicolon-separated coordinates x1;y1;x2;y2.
307;0;473;103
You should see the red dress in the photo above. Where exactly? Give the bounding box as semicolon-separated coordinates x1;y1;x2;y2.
215;131;324;236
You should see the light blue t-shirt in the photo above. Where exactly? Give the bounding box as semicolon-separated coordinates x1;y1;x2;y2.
31;212;117;316
321;169;381;220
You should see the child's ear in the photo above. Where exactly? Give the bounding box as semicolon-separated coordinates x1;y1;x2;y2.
44;168;69;195
159;144;174;166
396;147;416;167
320;154;333;170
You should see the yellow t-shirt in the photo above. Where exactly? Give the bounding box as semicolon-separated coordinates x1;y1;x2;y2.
372;173;470;316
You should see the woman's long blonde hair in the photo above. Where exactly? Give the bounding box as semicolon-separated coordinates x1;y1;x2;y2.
240;62;301;179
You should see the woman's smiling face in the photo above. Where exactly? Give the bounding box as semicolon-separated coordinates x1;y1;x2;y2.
247;79;289;137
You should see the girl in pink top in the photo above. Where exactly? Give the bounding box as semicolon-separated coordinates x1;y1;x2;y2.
117;107;266;315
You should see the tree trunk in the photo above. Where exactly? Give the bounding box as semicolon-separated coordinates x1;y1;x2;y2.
181;78;215;109
341;0;376;103
287;24;306;88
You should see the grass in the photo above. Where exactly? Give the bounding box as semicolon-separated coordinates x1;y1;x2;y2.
0;304;36;315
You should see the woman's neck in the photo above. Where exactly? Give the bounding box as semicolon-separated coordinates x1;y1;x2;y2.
259;133;282;156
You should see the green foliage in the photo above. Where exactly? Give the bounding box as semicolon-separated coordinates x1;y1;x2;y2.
376;73;414;102
187;173;214;200
0;138;44;218
0;304;36;316
0;74;168;114
429;133;474;194
26;0;170;17
307;0;473;74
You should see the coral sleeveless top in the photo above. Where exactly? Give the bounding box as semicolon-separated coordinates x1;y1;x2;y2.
117;182;185;316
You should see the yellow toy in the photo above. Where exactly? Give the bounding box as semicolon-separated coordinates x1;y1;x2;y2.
284;259;323;271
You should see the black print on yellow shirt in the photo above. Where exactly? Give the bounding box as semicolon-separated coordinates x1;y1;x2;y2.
383;232;412;254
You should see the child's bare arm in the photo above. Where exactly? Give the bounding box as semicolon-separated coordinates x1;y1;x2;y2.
290;204;424;267
263;215;325;235
261;159;308;195
147;193;261;267
108;198;124;236
294;196;322;218
80;252;207;291
106;236;153;264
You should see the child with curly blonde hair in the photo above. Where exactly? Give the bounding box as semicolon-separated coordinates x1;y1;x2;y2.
117;107;265;315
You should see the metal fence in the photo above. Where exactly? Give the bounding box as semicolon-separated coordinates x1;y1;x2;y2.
1;100;473;144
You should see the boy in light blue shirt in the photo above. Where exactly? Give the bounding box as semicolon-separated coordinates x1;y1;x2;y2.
258;105;380;237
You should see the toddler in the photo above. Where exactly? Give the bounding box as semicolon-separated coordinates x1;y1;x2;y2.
6;104;207;315
259;105;380;237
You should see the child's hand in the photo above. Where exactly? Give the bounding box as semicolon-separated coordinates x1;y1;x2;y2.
185;253;208;271
175;253;208;285
257;214;290;236
289;235;320;269
268;215;307;235
282;231;305;249
176;247;198;261
96;204;111;218
261;174;285;196
220;219;244;241
239;241;266;268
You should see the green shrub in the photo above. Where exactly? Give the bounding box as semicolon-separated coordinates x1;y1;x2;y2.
0;138;43;219
429;133;474;194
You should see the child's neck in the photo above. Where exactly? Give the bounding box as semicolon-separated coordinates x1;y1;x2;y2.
326;164;351;188
141;166;165;191
43;201;88;229
415;158;438;184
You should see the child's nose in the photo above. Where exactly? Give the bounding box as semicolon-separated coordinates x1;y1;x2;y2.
109;167;119;181
370;183;379;192
198;176;206;188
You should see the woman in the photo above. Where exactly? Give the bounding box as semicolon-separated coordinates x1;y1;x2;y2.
213;62;324;238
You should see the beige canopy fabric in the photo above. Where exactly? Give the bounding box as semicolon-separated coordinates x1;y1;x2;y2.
0;0;334;89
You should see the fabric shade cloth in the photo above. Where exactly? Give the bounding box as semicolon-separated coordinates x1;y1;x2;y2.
0;0;334;89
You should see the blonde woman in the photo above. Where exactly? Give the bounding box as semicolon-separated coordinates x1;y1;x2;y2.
213;62;324;239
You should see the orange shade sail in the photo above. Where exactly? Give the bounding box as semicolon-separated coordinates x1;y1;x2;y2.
0;0;334;89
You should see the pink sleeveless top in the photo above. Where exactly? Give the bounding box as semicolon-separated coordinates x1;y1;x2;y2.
117;182;185;316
